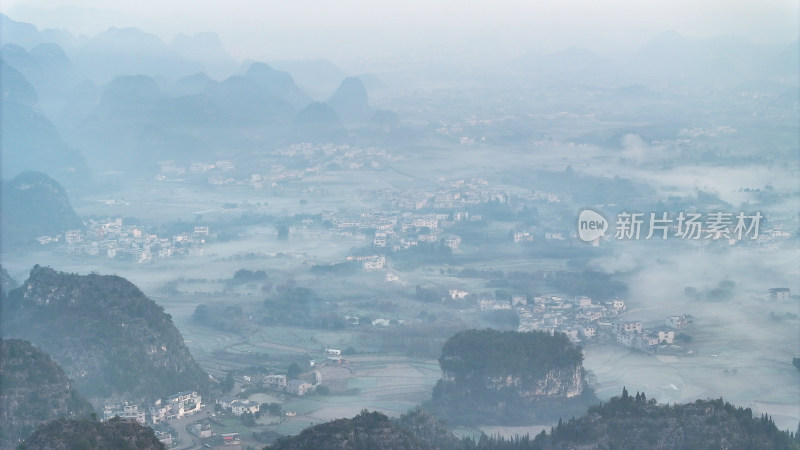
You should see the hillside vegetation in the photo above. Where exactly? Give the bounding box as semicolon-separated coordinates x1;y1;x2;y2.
1;266;214;404
0;339;95;449
264;393;800;450
18;417;164;450
427;329;597;425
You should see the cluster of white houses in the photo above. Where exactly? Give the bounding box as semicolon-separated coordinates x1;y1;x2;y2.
471;292;690;353
214;373;316;417
180;143;394;188
317;177;535;255
375;177;517;211
259;373;315;396
103;391;203;426
325;209;470;253
215;396;261;416
36;218;209;264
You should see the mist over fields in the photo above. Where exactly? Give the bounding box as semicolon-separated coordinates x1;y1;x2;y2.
1;2;798;447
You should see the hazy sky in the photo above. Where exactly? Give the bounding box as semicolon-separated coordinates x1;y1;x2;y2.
3;0;798;66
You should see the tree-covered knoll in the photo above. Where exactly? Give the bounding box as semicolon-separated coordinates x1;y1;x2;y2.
428;329;596;425
438;329;583;379
259;286;345;329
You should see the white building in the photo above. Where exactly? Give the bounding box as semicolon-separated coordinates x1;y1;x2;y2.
413;217;438;229
231;400;260;416
770;288;791;300
612;321;642;335
513;232;533;243
264;374;287;389
444;235;462;249
363;256;385;270
150;391;202;424
103;403;146;424
479;299;496;311
657;330;675;344
665;315;688;329
190;423;212;438
216;395;236;410
286;380;314;396
449;289;469;300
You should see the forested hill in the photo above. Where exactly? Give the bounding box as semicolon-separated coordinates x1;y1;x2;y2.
270;410;426;450
0;339;95;449
427;329;597;425
263;396;800;450
1;265;214;404
505;390;800;449
438;329;583;376
18;417;164;450
0;171;83;247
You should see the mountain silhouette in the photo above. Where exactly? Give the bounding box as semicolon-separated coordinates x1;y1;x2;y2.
327;77;373;128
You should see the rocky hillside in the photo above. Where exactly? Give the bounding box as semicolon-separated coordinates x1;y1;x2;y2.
1;266;214;405
0;264;17;295
0;339;95;449
426;329;597;425
17;417;164;450
0;171;83;247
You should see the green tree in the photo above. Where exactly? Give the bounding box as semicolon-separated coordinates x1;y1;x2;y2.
265;403;282;416
277;224;289;241
287;363;302;380
316;385;330;395
240;412;256;427
222;372;235;393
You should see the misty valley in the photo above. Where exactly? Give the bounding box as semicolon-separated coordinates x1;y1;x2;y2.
1;8;798;450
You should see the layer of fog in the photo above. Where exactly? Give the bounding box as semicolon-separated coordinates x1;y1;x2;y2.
583;239;800;430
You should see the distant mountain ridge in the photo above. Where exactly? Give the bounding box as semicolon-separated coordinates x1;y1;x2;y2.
244;62;313;110
170;31;238;80
72;26;202;83
327;76;373;128
502;31;796;88
0;14;41;49
0;15;401;175
293;102;348;142
269;58;346;99
0;54;89;184
1;266;215;405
